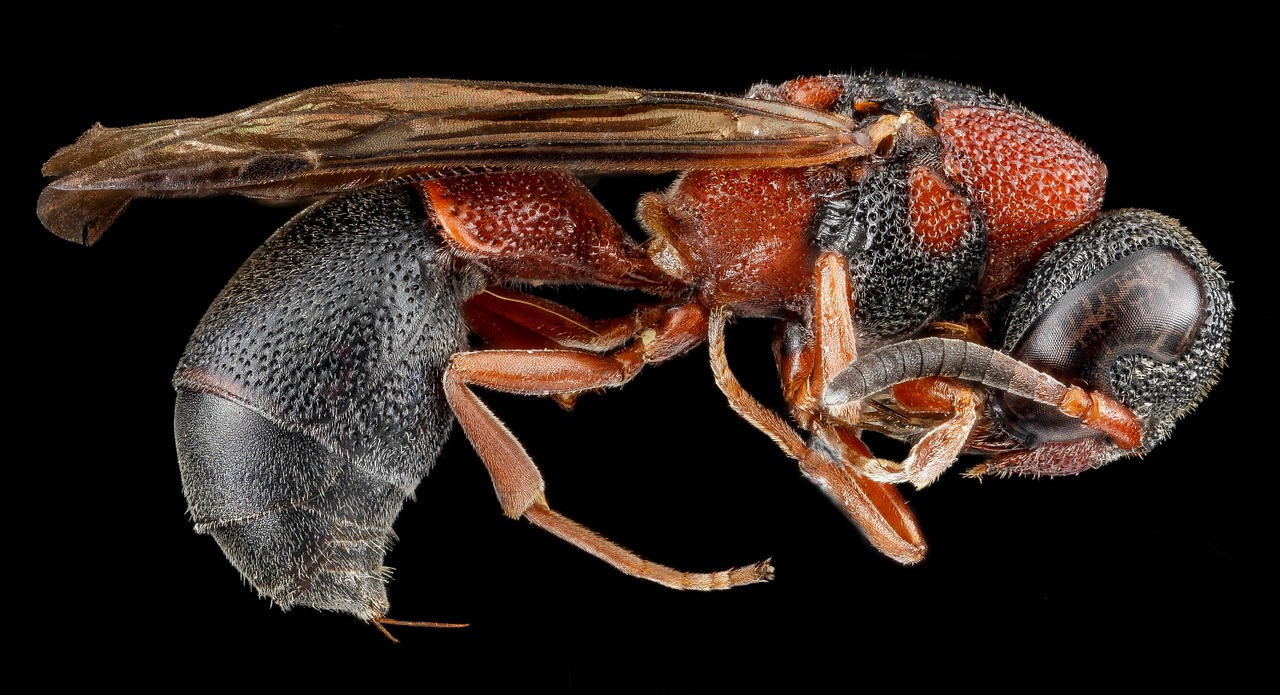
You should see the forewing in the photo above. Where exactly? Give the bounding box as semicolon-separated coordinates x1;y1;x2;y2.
39;78;866;244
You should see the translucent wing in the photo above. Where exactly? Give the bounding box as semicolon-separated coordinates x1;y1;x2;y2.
39;78;867;244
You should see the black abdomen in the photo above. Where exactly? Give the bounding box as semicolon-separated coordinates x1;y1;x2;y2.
173;187;470;620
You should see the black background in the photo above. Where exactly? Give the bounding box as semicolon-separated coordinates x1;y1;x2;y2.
16;14;1262;690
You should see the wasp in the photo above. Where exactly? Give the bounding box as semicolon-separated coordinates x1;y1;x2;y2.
37;74;1233;633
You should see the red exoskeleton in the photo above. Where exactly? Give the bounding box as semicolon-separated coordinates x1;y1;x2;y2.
38;74;1232;632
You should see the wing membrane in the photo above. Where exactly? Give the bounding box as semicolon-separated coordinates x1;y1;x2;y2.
40;78;867;244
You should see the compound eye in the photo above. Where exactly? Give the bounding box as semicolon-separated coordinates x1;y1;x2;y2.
1000;246;1205;445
